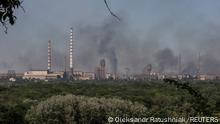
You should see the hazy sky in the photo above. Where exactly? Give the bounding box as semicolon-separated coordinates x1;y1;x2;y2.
1;0;220;74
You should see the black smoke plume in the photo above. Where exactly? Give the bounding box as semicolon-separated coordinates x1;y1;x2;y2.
155;48;178;72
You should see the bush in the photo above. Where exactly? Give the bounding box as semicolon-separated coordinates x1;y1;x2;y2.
25;94;148;124
0;104;27;124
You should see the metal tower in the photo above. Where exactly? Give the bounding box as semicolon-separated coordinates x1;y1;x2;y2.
47;40;52;72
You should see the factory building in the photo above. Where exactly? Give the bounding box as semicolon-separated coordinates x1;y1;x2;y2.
23;70;64;80
0;70;23;81
22;40;64;80
74;71;95;80
22;28;95;81
106;73;114;79
199;74;219;81
23;70;48;80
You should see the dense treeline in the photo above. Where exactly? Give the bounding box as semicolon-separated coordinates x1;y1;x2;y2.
0;80;220;123
25;95;147;123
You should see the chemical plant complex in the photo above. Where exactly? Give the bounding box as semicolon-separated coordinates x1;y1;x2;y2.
0;27;219;82
0;28;116;81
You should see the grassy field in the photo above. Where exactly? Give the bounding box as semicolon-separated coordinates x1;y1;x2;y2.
0;79;220;123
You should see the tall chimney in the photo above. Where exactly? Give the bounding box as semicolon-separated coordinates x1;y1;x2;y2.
69;27;74;74
47;40;52;72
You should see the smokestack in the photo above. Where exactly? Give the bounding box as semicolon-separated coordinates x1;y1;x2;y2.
47;40;52;72
69;27;74;74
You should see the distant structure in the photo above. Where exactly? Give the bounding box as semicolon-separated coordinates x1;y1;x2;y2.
0;70;23;80
47;40;52;72
197;52;201;77
69;27;74;79
23;41;64;80
143;64;152;75
4;27;220;81
7;70;16;79
178;54;182;75
23;70;48;80
147;64;152;74
63;55;68;79
125;68;130;79
100;59;106;78
23;70;63;80
142;64;152;80
73;71;95;80
95;59;106;80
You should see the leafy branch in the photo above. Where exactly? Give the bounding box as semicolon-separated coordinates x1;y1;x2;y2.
163;78;213;116
0;0;120;33
0;0;22;33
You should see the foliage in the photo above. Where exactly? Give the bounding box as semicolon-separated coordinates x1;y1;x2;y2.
0;0;22;32
0;0;119;33
163;78;214;116
0;80;220;123
25;94;147;124
0;104;27;124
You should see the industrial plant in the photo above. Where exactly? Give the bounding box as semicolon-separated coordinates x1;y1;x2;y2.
22;28;97;81
0;27;220;82
13;27;114;81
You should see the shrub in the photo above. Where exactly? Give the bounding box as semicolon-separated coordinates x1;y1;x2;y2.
0;104;27;124
25;94;148;124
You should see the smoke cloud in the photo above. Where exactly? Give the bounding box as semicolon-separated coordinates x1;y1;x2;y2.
182;61;198;75
1;1;220;75
155;48;178;72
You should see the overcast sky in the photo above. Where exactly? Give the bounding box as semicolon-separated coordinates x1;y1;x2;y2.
1;0;220;74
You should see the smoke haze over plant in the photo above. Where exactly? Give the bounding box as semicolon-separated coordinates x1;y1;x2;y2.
1;0;220;75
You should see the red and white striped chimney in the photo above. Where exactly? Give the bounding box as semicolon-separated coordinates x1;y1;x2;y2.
48;40;52;72
69;28;74;74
